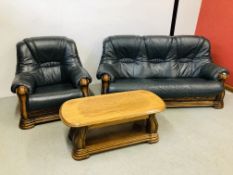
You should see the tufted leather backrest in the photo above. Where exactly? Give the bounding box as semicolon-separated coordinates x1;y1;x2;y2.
98;35;212;79
102;35;145;61
100;35;146;78
16;36;82;86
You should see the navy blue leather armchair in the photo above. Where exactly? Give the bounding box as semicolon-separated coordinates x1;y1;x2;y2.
11;36;92;129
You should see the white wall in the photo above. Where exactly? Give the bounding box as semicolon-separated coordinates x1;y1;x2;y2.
0;0;174;97
0;0;202;98
175;0;202;35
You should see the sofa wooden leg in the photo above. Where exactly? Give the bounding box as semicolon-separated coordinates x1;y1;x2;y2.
213;90;225;109
19;118;35;129
213;72;228;109
213;101;224;109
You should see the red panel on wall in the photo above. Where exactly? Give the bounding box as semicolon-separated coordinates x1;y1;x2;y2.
195;0;233;86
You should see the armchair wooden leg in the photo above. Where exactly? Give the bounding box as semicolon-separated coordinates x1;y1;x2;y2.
101;74;110;94
16;86;35;129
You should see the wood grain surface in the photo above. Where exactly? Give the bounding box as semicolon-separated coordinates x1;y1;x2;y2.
60;90;165;128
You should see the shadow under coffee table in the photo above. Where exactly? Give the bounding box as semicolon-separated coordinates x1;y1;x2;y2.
59;90;165;160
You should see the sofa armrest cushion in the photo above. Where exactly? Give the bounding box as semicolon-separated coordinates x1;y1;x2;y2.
11;72;36;94
200;63;229;80
66;65;92;88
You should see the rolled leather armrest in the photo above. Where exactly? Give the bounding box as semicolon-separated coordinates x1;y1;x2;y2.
200;63;229;80
11;72;36;94
96;63;119;82
67;65;92;88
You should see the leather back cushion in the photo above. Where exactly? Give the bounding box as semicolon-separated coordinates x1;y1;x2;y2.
103;35;145;60
16;37;81;86
100;35;212;78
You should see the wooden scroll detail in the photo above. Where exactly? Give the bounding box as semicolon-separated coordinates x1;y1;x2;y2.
80;78;90;97
101;74;110;94
16;86;28;120
214;72;228;109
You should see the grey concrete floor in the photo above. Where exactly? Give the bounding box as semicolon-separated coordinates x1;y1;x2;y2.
0;88;233;175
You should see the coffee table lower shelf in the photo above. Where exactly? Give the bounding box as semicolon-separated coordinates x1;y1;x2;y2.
69;115;159;160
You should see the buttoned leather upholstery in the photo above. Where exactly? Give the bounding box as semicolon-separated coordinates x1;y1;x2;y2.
11;36;92;111
97;35;228;98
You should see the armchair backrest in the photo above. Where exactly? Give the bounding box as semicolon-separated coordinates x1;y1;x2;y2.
98;35;212;79
16;36;82;86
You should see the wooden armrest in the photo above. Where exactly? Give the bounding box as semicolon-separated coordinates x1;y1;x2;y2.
16;86;29;120
218;72;228;81
101;74;110;94
79;78;90;97
16;85;28;96
102;74;110;82
80;78;90;86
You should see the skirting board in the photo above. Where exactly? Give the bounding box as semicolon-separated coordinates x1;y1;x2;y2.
225;83;233;92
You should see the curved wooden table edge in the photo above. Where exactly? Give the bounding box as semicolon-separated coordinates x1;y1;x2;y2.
59;90;166;128
60;109;165;128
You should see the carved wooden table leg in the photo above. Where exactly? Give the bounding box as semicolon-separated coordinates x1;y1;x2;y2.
68;127;76;141
146;114;159;144
71;127;89;160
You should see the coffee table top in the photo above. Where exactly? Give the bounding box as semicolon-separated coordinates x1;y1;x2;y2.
59;90;165;127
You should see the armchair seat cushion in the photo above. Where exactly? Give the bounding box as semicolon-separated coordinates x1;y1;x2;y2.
28;83;83;111
109;78;223;98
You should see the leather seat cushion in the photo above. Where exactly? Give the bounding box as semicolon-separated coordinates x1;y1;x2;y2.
28;83;83;111
109;78;223;98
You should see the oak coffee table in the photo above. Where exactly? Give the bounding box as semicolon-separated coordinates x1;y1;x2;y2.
59;90;165;160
